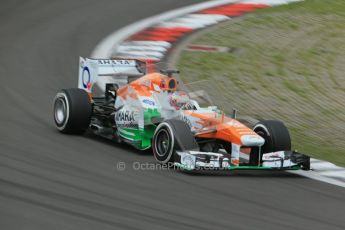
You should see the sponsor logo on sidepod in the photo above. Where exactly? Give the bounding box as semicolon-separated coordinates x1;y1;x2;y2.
142;99;155;106
116;110;135;122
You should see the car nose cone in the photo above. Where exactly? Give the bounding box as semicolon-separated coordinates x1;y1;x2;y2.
241;135;265;146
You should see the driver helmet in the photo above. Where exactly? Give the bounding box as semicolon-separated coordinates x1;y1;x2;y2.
169;91;190;109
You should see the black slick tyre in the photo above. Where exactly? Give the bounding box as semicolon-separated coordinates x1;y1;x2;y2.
152;119;198;164
250;120;291;165
53;88;92;134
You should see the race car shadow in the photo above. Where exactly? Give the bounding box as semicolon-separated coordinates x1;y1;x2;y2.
180;169;304;178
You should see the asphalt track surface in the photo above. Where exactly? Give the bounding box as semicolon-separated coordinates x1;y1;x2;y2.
1;0;345;229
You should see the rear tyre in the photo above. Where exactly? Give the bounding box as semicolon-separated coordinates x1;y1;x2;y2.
250;120;291;165
152;119;198;164
53;88;92;134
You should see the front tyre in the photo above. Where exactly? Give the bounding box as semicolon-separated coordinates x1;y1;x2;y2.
250;120;291;165
53;88;92;134
253;120;291;153
152;119;198;164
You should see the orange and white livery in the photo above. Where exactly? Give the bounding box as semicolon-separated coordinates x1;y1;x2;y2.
53;57;310;171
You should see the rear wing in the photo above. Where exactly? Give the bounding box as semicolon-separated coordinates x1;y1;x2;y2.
78;57;146;92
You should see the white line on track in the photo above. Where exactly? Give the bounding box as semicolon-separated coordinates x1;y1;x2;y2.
187;14;230;22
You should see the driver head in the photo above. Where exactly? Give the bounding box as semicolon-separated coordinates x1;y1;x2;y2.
169;91;190;109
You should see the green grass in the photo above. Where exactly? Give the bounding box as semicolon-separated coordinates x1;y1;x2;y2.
177;0;345;166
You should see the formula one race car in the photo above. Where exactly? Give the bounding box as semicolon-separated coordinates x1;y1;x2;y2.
53;57;310;171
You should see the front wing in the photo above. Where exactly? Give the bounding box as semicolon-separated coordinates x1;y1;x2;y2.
174;150;310;171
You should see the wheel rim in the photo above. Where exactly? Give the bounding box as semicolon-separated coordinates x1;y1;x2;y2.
54;97;67;125
155;129;170;157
